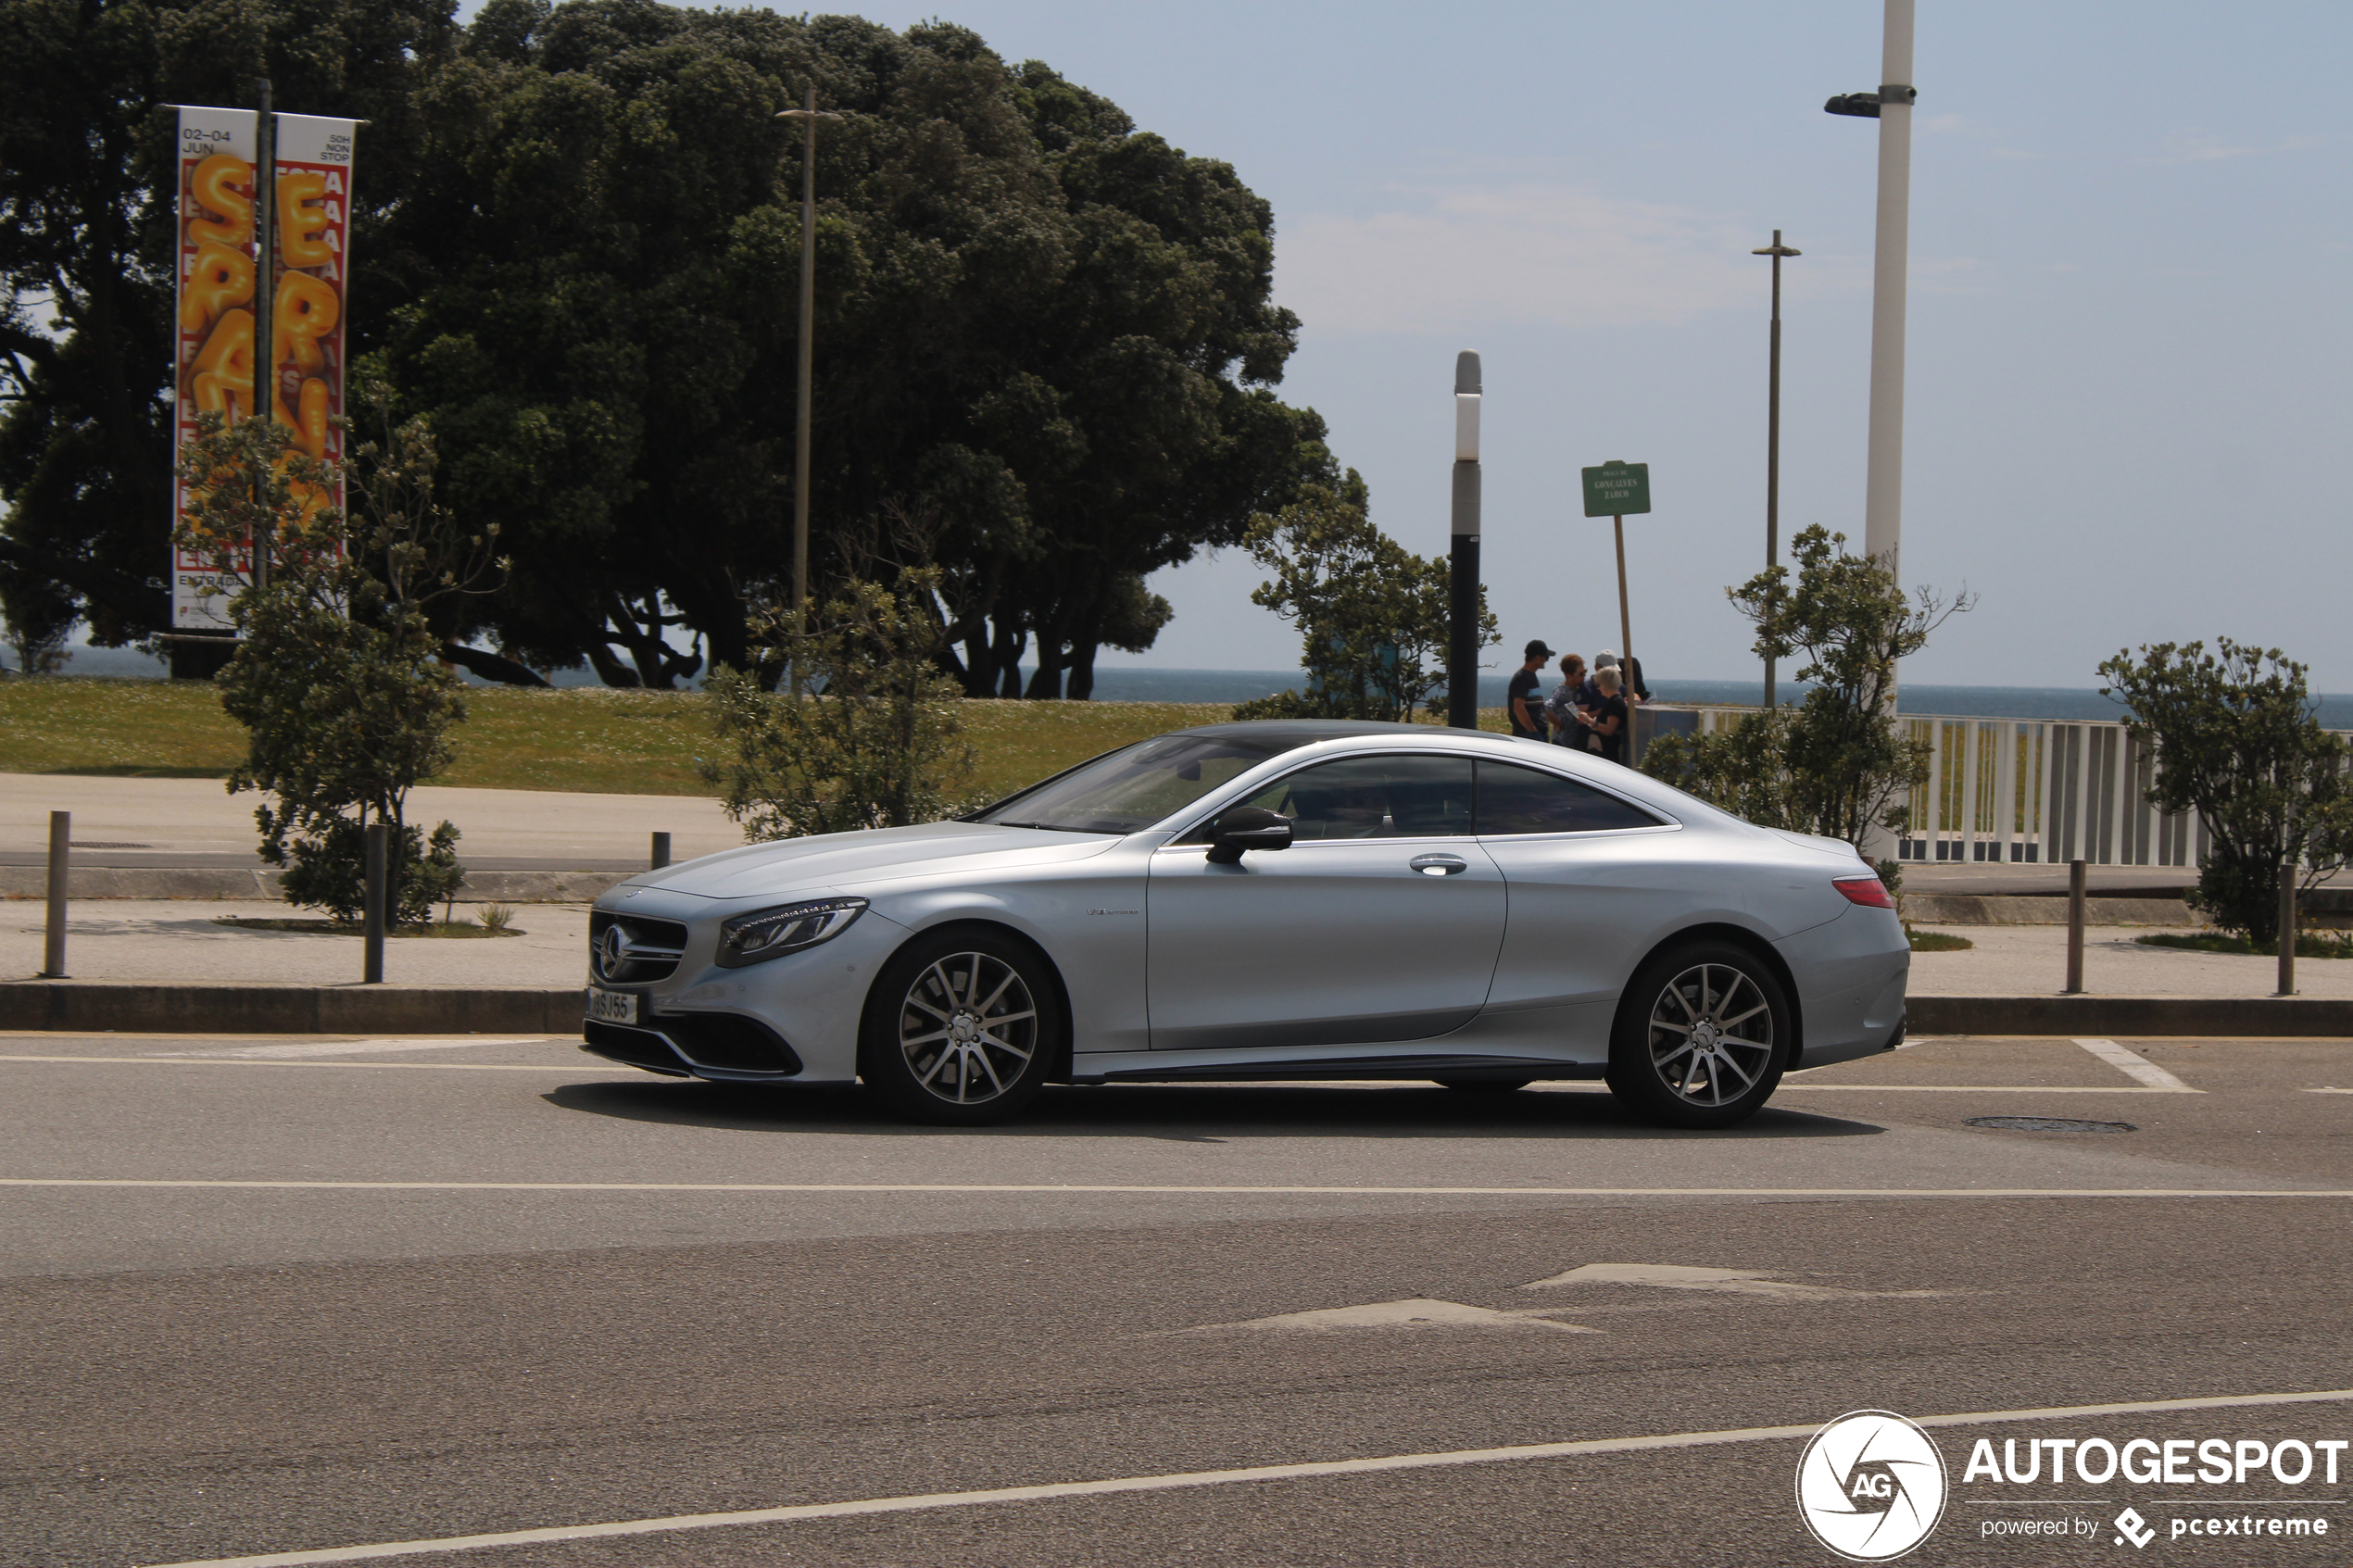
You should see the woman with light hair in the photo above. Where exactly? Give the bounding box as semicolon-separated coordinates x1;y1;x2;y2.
1582;666;1629;764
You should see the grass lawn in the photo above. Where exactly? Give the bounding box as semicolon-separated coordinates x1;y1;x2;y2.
2135;929;2353;960
0;675;1509;798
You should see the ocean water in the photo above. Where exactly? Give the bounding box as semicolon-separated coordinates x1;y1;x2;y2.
26;644;2353;728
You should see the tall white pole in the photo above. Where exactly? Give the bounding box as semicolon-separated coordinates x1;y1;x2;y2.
1863;0;1915;597
1861;0;1915;867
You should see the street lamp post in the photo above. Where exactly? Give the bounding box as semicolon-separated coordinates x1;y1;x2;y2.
776;84;841;688
1447;351;1481;730
1752;230;1799;711
1828;0;1916;860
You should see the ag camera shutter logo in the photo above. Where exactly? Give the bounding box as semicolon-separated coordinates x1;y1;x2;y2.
1795;1410;1949;1561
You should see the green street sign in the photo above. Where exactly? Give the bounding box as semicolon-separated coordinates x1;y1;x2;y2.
1581;460;1652;517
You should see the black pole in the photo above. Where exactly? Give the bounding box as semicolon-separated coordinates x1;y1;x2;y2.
363;820;386;984
252;79;275;595
1753;231;1800;710
1447;351;1482;729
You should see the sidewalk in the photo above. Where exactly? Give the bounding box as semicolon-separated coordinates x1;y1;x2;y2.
1906;923;2353;998
6;900;591;986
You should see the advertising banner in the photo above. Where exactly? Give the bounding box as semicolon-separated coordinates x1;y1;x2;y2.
170;107;357;631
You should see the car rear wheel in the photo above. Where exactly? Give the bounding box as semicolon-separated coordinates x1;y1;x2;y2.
861;928;1060;1125
1604;940;1789;1129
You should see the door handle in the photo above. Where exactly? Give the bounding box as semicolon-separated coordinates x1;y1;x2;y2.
1409;853;1467;876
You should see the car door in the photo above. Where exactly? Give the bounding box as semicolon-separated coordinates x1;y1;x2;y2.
1475;759;1705;1018
1147;752;1505;1052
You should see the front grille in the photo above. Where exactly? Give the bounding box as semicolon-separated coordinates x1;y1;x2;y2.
583;1020;691;1075
658;1012;802;1075
589;911;688;984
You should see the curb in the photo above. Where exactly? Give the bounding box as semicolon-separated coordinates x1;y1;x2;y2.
1907;995;2353;1037
2;985;2348;1040
0;983;585;1035
0;869;635;903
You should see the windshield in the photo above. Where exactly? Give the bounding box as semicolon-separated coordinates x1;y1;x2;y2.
971;733;1305;834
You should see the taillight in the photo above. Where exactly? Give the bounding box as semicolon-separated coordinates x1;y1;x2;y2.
1832;874;1894;909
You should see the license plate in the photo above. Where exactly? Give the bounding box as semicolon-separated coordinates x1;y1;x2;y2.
586;986;639;1024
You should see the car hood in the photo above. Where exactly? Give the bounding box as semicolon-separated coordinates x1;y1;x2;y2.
613;821;1122;902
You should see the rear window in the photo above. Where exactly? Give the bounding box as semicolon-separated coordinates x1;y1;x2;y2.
1476;760;1665;835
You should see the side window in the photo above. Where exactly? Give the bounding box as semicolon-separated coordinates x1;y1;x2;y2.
1228;755;1475;840
1477;761;1665;835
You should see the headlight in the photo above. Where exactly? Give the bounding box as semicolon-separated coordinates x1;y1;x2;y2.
716;897;869;968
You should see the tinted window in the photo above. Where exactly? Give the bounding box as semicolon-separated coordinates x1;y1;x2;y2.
1219;754;1475;841
1477;761;1664;835
974;734;1306;834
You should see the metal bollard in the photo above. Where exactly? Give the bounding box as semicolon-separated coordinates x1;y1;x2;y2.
363;821;387;985
2278;861;2297;997
650;832;672;870
40;811;69;979
2063;858;2086;995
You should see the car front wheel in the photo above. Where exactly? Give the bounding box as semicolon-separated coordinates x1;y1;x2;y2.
861;928;1060;1125
1605;940;1789;1129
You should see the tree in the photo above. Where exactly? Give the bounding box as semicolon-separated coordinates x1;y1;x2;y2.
1231;475;1491;723
0;0;457;657
2096;639;2353;945
703;565;978;839
174;395;496;923
1642;524;1969;877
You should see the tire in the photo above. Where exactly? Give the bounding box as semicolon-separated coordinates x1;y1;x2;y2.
1604;940;1790;1129
861;927;1061;1125
1433;1077;1533;1093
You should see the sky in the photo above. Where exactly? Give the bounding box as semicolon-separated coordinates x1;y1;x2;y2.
811;0;2353;690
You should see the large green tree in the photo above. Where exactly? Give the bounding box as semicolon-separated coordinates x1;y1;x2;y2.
0;0;456;654
375;6;1329;690
4;3;1327;692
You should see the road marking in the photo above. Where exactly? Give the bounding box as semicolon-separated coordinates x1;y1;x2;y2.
2075;1037;2200;1093
2306;1087;2353;1095
151;1039;536;1060
1779;1084;2191;1093
1176;1296;1602;1335
141;1387;2353;1568
4;1178;2345;1198
0;1055;585;1073
1516;1262;1934;1300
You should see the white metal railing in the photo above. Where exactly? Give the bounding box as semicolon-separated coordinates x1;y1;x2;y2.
1639;707;2348;869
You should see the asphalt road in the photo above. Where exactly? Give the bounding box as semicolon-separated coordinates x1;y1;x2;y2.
5;1031;2352;1567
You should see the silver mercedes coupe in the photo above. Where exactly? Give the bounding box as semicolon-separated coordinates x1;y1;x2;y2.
582;720;1908;1128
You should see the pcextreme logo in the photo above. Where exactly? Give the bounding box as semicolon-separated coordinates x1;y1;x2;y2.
1796;1410;1951;1562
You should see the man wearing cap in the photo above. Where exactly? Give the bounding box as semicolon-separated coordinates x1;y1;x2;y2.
1508;639;1554;740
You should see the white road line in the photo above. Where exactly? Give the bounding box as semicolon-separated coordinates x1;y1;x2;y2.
4;1178;2344;1198
2075;1037;2201;1093
0;1055;585;1073
1779;1085;2191;1093
151;1039;536;1060
2306;1087;2353;1095
141;1387;2353;1568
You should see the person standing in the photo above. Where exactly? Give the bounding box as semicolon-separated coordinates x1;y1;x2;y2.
1586;666;1630;764
1546;654;1588;746
1507;640;1554;739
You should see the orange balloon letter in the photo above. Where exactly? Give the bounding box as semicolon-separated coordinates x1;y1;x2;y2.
276;169;333;269
178;242;255;333
191;309;256;416
187;154;253;248
271;270;342;378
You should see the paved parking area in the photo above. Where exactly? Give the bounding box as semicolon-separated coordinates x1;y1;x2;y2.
4;1032;2351;1565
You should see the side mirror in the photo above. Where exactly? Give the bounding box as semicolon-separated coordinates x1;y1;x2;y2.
1204;806;1293;865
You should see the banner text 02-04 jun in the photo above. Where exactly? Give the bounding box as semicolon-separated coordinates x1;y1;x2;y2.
171;107;357;631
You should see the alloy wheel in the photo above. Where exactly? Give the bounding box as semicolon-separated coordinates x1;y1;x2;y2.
897;951;1039;1106
1645;962;1775;1107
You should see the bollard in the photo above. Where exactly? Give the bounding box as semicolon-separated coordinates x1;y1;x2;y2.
650;832;672;870
363;821;387;985
2278;861;2297;997
40;810;69;978
2063;858;2086;995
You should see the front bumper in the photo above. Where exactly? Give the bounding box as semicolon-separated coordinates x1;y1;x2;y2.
582;887;906;1084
